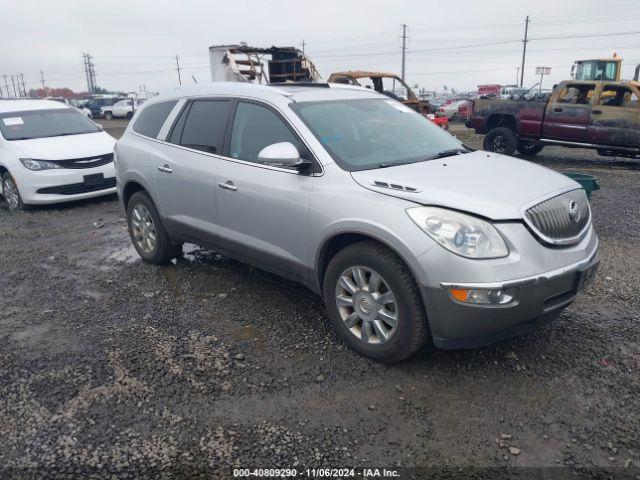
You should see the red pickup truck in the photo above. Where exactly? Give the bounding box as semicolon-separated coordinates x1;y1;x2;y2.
467;80;640;157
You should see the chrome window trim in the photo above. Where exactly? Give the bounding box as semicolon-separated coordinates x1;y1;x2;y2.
519;187;591;246
129;94;324;177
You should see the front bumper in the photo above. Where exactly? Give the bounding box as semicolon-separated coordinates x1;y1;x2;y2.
14;163;117;205
422;250;599;350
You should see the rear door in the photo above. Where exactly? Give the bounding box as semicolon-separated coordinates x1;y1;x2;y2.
587;84;640;148
214;100;314;283
542;83;596;141
153;98;232;243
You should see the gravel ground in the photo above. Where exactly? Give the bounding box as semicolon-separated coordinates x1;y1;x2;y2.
1;121;639;478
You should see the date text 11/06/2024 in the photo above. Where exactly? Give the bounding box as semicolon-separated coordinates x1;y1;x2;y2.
232;468;400;478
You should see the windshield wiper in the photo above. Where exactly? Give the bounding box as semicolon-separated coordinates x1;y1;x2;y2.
429;148;470;159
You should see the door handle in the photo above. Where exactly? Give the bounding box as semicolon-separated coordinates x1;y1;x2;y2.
218;181;237;191
157;164;172;173
553;107;563;112
592;109;602;115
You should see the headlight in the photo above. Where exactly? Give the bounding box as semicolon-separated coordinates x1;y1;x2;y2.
20;158;63;171
407;206;508;259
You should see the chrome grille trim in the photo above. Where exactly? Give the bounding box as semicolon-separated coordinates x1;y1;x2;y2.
523;189;591;246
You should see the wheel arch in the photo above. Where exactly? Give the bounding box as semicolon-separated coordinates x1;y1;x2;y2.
122;180;148;208
313;230;423;299
487;113;517;132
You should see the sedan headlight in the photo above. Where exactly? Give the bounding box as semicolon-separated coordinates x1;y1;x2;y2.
20;158;63;171
407;206;508;259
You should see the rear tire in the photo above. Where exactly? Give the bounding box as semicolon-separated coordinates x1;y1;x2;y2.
517;141;544;156
1;172;26;211
323;241;430;363
483;127;517;155
126;191;182;264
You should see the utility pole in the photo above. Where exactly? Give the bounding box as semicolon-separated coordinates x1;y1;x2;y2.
3;75;10;98
40;70;46;97
175;55;182;86
400;24;408;82
83;53;93;93
301;40;306;55
519;15;530;87
83;53;96;93
88;55;96;93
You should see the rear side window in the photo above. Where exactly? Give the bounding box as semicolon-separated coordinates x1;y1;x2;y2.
132;100;178;138
176;100;231;153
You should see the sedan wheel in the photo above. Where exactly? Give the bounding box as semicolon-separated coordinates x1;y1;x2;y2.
130;204;156;255
335;266;398;345
2;174;22;210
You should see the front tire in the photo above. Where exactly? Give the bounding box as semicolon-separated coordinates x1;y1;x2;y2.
104;111;113;120
1;172;25;210
483;127;517;155
323;241;430;363
126;191;182;264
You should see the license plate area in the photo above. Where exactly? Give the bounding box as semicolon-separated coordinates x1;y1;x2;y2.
83;173;104;186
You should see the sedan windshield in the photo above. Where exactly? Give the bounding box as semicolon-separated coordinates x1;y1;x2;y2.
290;98;465;171
0;109;101;141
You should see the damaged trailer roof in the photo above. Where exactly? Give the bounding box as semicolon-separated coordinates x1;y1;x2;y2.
209;44;321;84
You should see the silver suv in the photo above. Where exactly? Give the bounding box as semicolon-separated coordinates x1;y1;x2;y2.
115;82;598;362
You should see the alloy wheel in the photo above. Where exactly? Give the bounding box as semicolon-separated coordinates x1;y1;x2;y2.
490;135;507;153
335;266;398;345
131;204;156;254
3;178;20;209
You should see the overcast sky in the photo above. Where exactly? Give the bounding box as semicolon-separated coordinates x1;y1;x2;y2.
1;0;639;95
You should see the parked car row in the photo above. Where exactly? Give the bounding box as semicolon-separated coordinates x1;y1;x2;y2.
0;84;598;362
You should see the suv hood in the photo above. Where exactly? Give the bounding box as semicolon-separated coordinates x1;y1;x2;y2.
8;131;116;160
350;151;579;220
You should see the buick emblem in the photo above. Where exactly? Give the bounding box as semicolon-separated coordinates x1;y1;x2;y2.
568;200;581;223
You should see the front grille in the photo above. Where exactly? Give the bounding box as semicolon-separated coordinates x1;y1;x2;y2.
525;189;590;245
49;153;113;169
37;177;116;195
525;189;591;245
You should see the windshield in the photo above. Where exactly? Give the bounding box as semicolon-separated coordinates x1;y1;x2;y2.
0;109;101;141
290;98;464;171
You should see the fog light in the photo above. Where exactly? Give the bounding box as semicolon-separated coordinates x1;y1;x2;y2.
448;287;515;305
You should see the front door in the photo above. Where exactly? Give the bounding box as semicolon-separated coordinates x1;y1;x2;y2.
215;100;313;283
154;99;232;242
542;83;596;141
587;84;640;148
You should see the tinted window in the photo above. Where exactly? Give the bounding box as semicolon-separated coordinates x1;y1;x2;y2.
132;100;178;138
0;108;101;141
178;100;231;153
229;102;300;163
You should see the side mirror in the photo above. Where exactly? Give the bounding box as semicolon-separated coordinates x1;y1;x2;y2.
257;142;311;170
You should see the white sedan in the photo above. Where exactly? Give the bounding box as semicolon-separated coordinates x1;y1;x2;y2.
0;99;116;209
